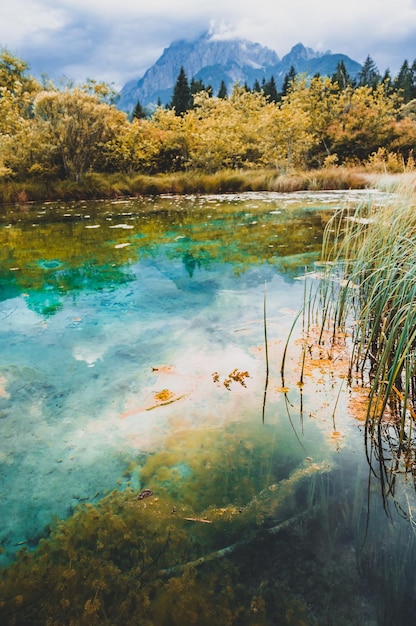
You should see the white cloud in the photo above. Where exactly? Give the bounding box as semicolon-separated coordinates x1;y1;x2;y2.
207;20;241;41
0;1;68;46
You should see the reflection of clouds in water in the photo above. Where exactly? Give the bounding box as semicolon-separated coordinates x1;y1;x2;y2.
72;344;107;367
2;193;374;566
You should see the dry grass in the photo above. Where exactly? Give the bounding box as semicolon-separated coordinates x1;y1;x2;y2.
0;167;375;205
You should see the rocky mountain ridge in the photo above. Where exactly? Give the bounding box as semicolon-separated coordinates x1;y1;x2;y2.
118;32;362;112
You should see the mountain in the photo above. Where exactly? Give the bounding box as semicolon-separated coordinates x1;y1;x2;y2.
118;32;362;112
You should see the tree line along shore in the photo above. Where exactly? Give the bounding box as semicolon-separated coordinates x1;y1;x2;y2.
1;51;416;203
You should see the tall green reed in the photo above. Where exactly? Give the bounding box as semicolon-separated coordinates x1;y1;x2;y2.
317;183;416;483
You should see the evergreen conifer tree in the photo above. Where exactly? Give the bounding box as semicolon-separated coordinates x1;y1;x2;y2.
190;78;212;97
252;79;261;93
394;60;416;102
358;55;381;88
331;61;352;90
280;66;297;98
217;80;228;99
263;76;278;103
411;60;416;100
381;69;394;96
132;99;146;120
171;66;191;115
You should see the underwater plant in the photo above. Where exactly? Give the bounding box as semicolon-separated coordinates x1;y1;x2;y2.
0;421;345;626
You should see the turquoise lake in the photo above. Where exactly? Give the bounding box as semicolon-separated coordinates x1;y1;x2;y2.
1;190;416;625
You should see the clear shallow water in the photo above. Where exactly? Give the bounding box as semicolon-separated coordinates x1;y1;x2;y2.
1;190;416;624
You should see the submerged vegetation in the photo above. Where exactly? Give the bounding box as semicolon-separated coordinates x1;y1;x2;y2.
3;189;416;623
0;423;329;625
2;418;415;625
0;420;403;626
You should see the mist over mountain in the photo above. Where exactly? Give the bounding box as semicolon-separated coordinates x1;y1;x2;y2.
118;32;362;112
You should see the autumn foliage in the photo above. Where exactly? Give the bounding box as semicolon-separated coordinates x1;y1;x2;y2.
1;51;416;188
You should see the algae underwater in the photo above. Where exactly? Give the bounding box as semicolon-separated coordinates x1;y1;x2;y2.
1;190;416;625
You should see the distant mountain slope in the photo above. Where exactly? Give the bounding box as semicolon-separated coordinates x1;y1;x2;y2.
118;32;361;112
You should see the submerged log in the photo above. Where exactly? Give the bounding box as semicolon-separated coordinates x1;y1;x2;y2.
159;459;332;576
160;505;320;577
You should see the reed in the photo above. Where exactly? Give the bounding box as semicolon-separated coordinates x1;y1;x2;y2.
270;168;369;192
262;281;269;423
316;182;416;481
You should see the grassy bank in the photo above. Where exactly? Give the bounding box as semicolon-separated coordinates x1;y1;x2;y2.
0;167;374;205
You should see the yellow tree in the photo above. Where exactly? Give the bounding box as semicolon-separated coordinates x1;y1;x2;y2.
0;120;59;180
184;92;243;171
33;88;127;180
259;80;314;171
385;116;416;162
228;86;269;165
151;107;189;170
102;118;170;174
0;51;40;134
0;51;41;179
327;83;399;161
184;87;267;171
294;75;342;165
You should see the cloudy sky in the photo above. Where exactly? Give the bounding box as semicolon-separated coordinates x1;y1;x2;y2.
1;0;416;89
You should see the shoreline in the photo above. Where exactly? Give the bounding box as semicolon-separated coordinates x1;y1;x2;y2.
0;167;394;206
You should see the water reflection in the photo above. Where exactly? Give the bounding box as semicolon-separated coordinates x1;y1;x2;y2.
0;191;353;314
1;191;415;625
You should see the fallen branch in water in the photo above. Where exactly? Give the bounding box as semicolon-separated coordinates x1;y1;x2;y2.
160;460;332;577
120;392;189;418
159;505;320;577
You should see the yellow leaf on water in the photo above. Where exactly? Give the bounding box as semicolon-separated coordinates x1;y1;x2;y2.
154;389;175;402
